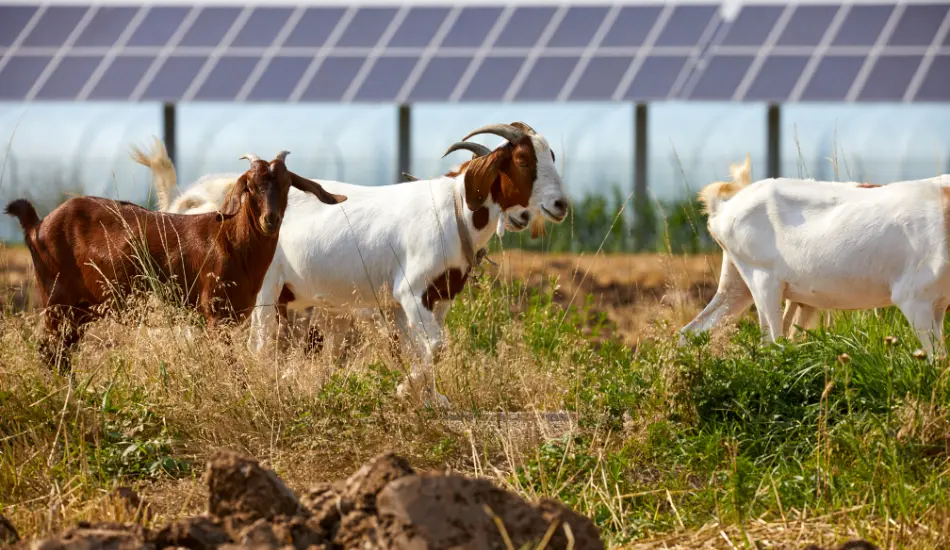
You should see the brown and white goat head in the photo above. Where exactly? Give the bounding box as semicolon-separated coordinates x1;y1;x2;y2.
220;151;348;235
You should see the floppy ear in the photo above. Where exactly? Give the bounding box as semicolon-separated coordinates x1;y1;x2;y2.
463;149;505;211
288;171;348;205
217;174;248;220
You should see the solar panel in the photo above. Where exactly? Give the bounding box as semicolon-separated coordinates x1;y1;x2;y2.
0;56;50;99
126;7;189;48
283;8;345;48
655;5;718;47
178;7;241;47
0;6;37;47
461;56;525;101
832;5;894;46
858;55;922;101
776;5;838;46
0;2;944;104
88;55;153;99
744;55;809;100
548;7;607;48
195;56;258;100
600;6;661;47
915;55;950;101
23;6;87;47
441;7;502;48
887;4;949;46
231;7;292;48
570;56;632;100
301;56;364;101
495;7;556;48
800;55;865;101
407;55;472;101
389;7;449;48
36;55;101;99
689;55;753;99
625;56;687;99
247;56;310;101
141;56;207;101
336;8;397;48
74;7;137;47
354;56;418;101
515;56;578;100
720;5;783;47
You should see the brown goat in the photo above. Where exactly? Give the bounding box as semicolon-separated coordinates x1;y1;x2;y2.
5;152;347;371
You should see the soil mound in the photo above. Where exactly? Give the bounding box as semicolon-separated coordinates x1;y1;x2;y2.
12;451;603;550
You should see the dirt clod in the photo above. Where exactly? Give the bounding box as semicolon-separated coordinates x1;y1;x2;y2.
206;451;301;523
14;451;603;550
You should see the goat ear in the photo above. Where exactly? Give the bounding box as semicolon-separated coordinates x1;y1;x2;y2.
288;171;348;205
464;149;504;211
217;174;248;220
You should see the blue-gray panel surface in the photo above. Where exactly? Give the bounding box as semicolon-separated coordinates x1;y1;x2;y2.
408;55;472;101
300;56;364;100
858;55;922;100
283;8;345;47
36;55;101;99
0;56;51;99
336;8;397;48
626;55;687;99
516;56;578;100
23;6;87;47
389;7;450;47
745;55;809;100
887;4;949;46
548;7;608;47
195;56;258;100
178;7;241;47
141;56;207;100
777;5;838;46
601;6;661;47
571;56;632;100
126;7;189;47
355;56;418;100
720;5;783;46
800;55;865;100
495;7;556;48
74;7;137;47
461;56;525;100
689;55;753;99
655;5;717;47
441;7;503;48
916;55;950;100
248;56;310;101
832;5;894;46
231;7;293;48
0;6;38;47
89;56;154;99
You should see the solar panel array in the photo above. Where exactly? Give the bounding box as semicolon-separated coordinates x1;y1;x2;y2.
0;3;947;103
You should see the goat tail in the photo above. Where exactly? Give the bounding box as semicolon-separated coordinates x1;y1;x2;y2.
698;153;752;217
130;135;178;211
5;199;41;234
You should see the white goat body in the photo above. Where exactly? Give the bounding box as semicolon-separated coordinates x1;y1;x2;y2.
698;174;950;354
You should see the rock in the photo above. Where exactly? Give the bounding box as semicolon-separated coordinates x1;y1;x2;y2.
340;453;414;514
152;516;230;550
206;452;300;523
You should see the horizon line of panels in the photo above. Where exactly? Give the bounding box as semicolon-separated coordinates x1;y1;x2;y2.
0;2;948;103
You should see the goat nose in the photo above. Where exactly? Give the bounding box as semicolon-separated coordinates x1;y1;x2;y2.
553;199;567;212
520;211;531;222
264;213;280;227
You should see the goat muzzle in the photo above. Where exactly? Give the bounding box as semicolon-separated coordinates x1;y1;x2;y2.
261;212;281;235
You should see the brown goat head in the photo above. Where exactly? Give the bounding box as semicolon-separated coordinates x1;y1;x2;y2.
444;124;538;212
219;151;347;235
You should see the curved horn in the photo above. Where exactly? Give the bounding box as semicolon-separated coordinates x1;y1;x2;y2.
240;153;261;164
274;151;290;163
461;123;526;145
442;141;492;159
510;121;537;135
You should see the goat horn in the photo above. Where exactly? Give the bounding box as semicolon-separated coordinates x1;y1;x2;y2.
442;141;492;159
240;154;261;163
461;123;526;145
510;121;537;135
401;172;420;182
274;151;290;163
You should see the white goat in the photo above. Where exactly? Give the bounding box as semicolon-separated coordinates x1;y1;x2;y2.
693;169;950;355
133;122;570;408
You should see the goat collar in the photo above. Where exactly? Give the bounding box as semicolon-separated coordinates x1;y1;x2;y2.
454;185;486;270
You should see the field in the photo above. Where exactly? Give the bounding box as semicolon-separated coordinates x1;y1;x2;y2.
1;242;948;549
